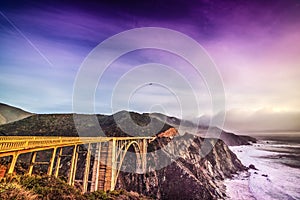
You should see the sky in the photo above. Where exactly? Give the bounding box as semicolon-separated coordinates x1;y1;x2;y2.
0;0;300;132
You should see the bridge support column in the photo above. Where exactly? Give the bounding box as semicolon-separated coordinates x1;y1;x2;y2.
8;153;19;174
110;139;117;191
69;145;78;185
83;143;91;193
91;143;101;192
47;148;57;176
28;151;37;175
54;147;63;178
141;139;147;173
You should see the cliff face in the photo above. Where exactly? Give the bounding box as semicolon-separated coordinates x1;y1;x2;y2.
116;133;245;199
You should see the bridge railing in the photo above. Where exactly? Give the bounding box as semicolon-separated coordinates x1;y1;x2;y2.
0;137;102;153
0;136;155;153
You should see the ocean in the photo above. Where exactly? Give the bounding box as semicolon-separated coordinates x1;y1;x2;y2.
225;132;300;200
254;134;300;169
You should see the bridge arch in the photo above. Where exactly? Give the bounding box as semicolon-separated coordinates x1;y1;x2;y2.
112;140;145;189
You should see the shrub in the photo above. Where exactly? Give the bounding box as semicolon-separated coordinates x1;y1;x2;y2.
19;175;83;199
0;174;152;200
84;190;111;200
0;180;38;200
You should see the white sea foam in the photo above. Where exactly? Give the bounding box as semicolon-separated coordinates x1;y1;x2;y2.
225;141;300;200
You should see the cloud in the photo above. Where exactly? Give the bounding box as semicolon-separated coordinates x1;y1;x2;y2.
220;108;300;132
0;0;300;134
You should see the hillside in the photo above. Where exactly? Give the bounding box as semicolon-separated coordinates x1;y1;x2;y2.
0;103;32;127
0;107;250;199
0;108;256;145
0;111;172;137
204;127;257;146
150;113;257;146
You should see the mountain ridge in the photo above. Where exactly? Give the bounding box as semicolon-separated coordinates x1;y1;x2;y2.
0;103;256;146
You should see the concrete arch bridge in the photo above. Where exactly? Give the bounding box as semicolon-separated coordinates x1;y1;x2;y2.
0;136;155;192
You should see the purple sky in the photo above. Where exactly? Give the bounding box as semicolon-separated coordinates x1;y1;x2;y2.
1;0;300;132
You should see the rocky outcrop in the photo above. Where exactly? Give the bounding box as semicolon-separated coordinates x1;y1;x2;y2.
157;127;178;138
116;133;246;199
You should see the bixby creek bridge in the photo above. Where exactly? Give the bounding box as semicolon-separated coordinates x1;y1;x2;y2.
0;136;156;192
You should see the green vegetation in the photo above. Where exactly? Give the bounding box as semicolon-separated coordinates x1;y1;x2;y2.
0;175;82;200
0;174;151;200
0;111;172;137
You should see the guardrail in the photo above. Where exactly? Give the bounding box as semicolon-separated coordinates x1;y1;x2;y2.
0;136;155;154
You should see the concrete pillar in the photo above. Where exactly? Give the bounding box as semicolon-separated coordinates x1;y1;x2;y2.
47;148;57;176
68;145;78;185
28;151;37;175
83;143;91;193
142;139;147;173
54;147;63;178
91;143;101;192
8;153;19;174
110;138;117;191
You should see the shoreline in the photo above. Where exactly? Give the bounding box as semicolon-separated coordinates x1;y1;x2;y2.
224;170;256;200
225;139;300;200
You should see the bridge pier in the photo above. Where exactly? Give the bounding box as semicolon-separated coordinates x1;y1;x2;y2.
91;143;100;192
47;148;57;176
8;153;19;174
28;151;37;175
68;145;79;185
141;139;147;173
54;147;63;178
83;143;91;193
110;139;117;191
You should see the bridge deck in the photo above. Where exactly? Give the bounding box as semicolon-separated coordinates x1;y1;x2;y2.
0;136;154;156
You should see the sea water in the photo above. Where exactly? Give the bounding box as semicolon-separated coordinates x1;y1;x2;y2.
225;132;300;200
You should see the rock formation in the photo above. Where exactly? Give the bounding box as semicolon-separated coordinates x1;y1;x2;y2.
117;133;246;199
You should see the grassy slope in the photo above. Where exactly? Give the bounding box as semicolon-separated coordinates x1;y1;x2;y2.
0;109;256;145
0;111;173;137
0;103;32;126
